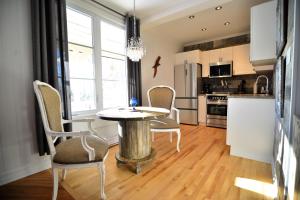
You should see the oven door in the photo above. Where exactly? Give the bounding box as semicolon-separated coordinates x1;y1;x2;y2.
206;104;227;119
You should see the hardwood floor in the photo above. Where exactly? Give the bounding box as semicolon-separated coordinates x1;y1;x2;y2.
0;170;74;200
0;125;273;200
62;125;273;200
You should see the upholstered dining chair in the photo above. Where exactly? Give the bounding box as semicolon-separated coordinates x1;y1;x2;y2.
147;85;181;152
33;80;109;200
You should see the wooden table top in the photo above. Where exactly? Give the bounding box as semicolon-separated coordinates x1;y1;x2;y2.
96;107;169;121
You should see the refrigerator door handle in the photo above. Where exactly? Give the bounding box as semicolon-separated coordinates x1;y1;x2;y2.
184;64;187;96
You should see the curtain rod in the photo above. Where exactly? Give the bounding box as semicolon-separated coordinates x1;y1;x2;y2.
90;0;126;17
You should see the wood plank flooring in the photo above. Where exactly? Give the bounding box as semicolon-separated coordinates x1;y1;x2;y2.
0;125;273;200
0;170;74;200
62;125;273;200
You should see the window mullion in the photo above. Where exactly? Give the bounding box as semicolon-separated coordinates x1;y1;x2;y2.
93;15;103;111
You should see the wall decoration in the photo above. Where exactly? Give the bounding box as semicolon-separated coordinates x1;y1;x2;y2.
276;0;288;57
152;56;161;78
275;56;286;118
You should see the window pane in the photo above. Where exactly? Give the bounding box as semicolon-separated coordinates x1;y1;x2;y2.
101;21;125;54
67;8;93;47
69;43;94;79
102;57;126;80
70;79;96;112
102;80;127;109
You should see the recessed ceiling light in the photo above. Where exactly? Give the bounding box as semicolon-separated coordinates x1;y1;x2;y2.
215;6;222;10
201;28;207;31
188;15;195;19
224;21;231;26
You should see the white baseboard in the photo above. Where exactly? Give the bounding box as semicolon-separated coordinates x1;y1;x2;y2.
230;147;272;164
0;156;51;186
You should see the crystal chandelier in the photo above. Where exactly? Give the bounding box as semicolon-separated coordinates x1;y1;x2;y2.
126;0;146;62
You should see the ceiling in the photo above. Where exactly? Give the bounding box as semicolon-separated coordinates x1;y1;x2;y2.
95;0;270;45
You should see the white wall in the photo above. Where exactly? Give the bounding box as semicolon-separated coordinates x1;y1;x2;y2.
141;29;182;105
0;0;51;185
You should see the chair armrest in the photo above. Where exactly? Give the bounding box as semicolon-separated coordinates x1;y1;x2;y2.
47;130;92;137
62;118;105;139
62;118;95;124
171;107;180;124
62;118;101;137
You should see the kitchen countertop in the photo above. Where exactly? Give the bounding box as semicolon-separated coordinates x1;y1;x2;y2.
228;94;275;99
198;93;274;99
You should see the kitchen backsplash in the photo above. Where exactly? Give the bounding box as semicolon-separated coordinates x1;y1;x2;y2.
198;70;274;95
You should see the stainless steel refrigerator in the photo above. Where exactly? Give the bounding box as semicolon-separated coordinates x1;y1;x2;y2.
174;63;201;125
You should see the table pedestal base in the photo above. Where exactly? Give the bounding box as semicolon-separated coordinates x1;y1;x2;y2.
115;149;156;174
117;120;154;174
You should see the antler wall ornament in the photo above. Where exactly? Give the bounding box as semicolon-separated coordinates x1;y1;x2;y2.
152;56;161;78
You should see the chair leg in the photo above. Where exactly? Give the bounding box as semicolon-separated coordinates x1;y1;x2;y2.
99;163;106;200
152;132;154;142
62;169;67;181
52;168;58;200
176;129;181;152
169;132;173;143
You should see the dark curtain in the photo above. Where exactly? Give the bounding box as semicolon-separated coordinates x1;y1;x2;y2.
126;15;142;106
31;0;72;155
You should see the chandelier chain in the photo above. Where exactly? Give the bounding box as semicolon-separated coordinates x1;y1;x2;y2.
133;0;136;37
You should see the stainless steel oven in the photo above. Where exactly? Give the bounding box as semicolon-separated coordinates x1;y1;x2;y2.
206;94;228;128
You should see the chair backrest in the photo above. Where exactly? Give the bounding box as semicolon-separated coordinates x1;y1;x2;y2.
33;80;64;155
147;85;175;111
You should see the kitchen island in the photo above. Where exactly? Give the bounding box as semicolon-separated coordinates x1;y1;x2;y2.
226;95;275;163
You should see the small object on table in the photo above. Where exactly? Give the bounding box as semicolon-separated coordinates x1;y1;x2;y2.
129;97;138;111
96;107;169;174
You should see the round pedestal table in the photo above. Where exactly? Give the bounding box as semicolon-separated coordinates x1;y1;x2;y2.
96;107;169;174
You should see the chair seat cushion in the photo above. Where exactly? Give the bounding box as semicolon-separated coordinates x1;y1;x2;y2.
150;118;180;129
53;135;109;164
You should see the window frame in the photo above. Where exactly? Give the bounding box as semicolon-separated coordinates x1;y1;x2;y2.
66;4;127;116
100;20;127;109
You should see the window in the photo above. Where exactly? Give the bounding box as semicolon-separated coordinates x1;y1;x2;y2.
67;7;127;114
67;8;96;113
101;21;127;109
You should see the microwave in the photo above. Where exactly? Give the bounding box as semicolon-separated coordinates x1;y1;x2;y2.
209;61;233;78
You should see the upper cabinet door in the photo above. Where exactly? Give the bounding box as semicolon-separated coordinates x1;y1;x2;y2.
233;44;255;75
200;51;210;77
250;1;276;66
220;47;233;62
175;50;200;65
209;49;221;64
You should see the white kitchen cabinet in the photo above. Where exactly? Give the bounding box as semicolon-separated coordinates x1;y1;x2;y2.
200;51;210;77
227;97;275;163
209;49;221;63
233;44;255;75
198;95;206;124
220;47;233;62
253;65;274;71
175;50;201;65
250;0;276;66
209;47;233;63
